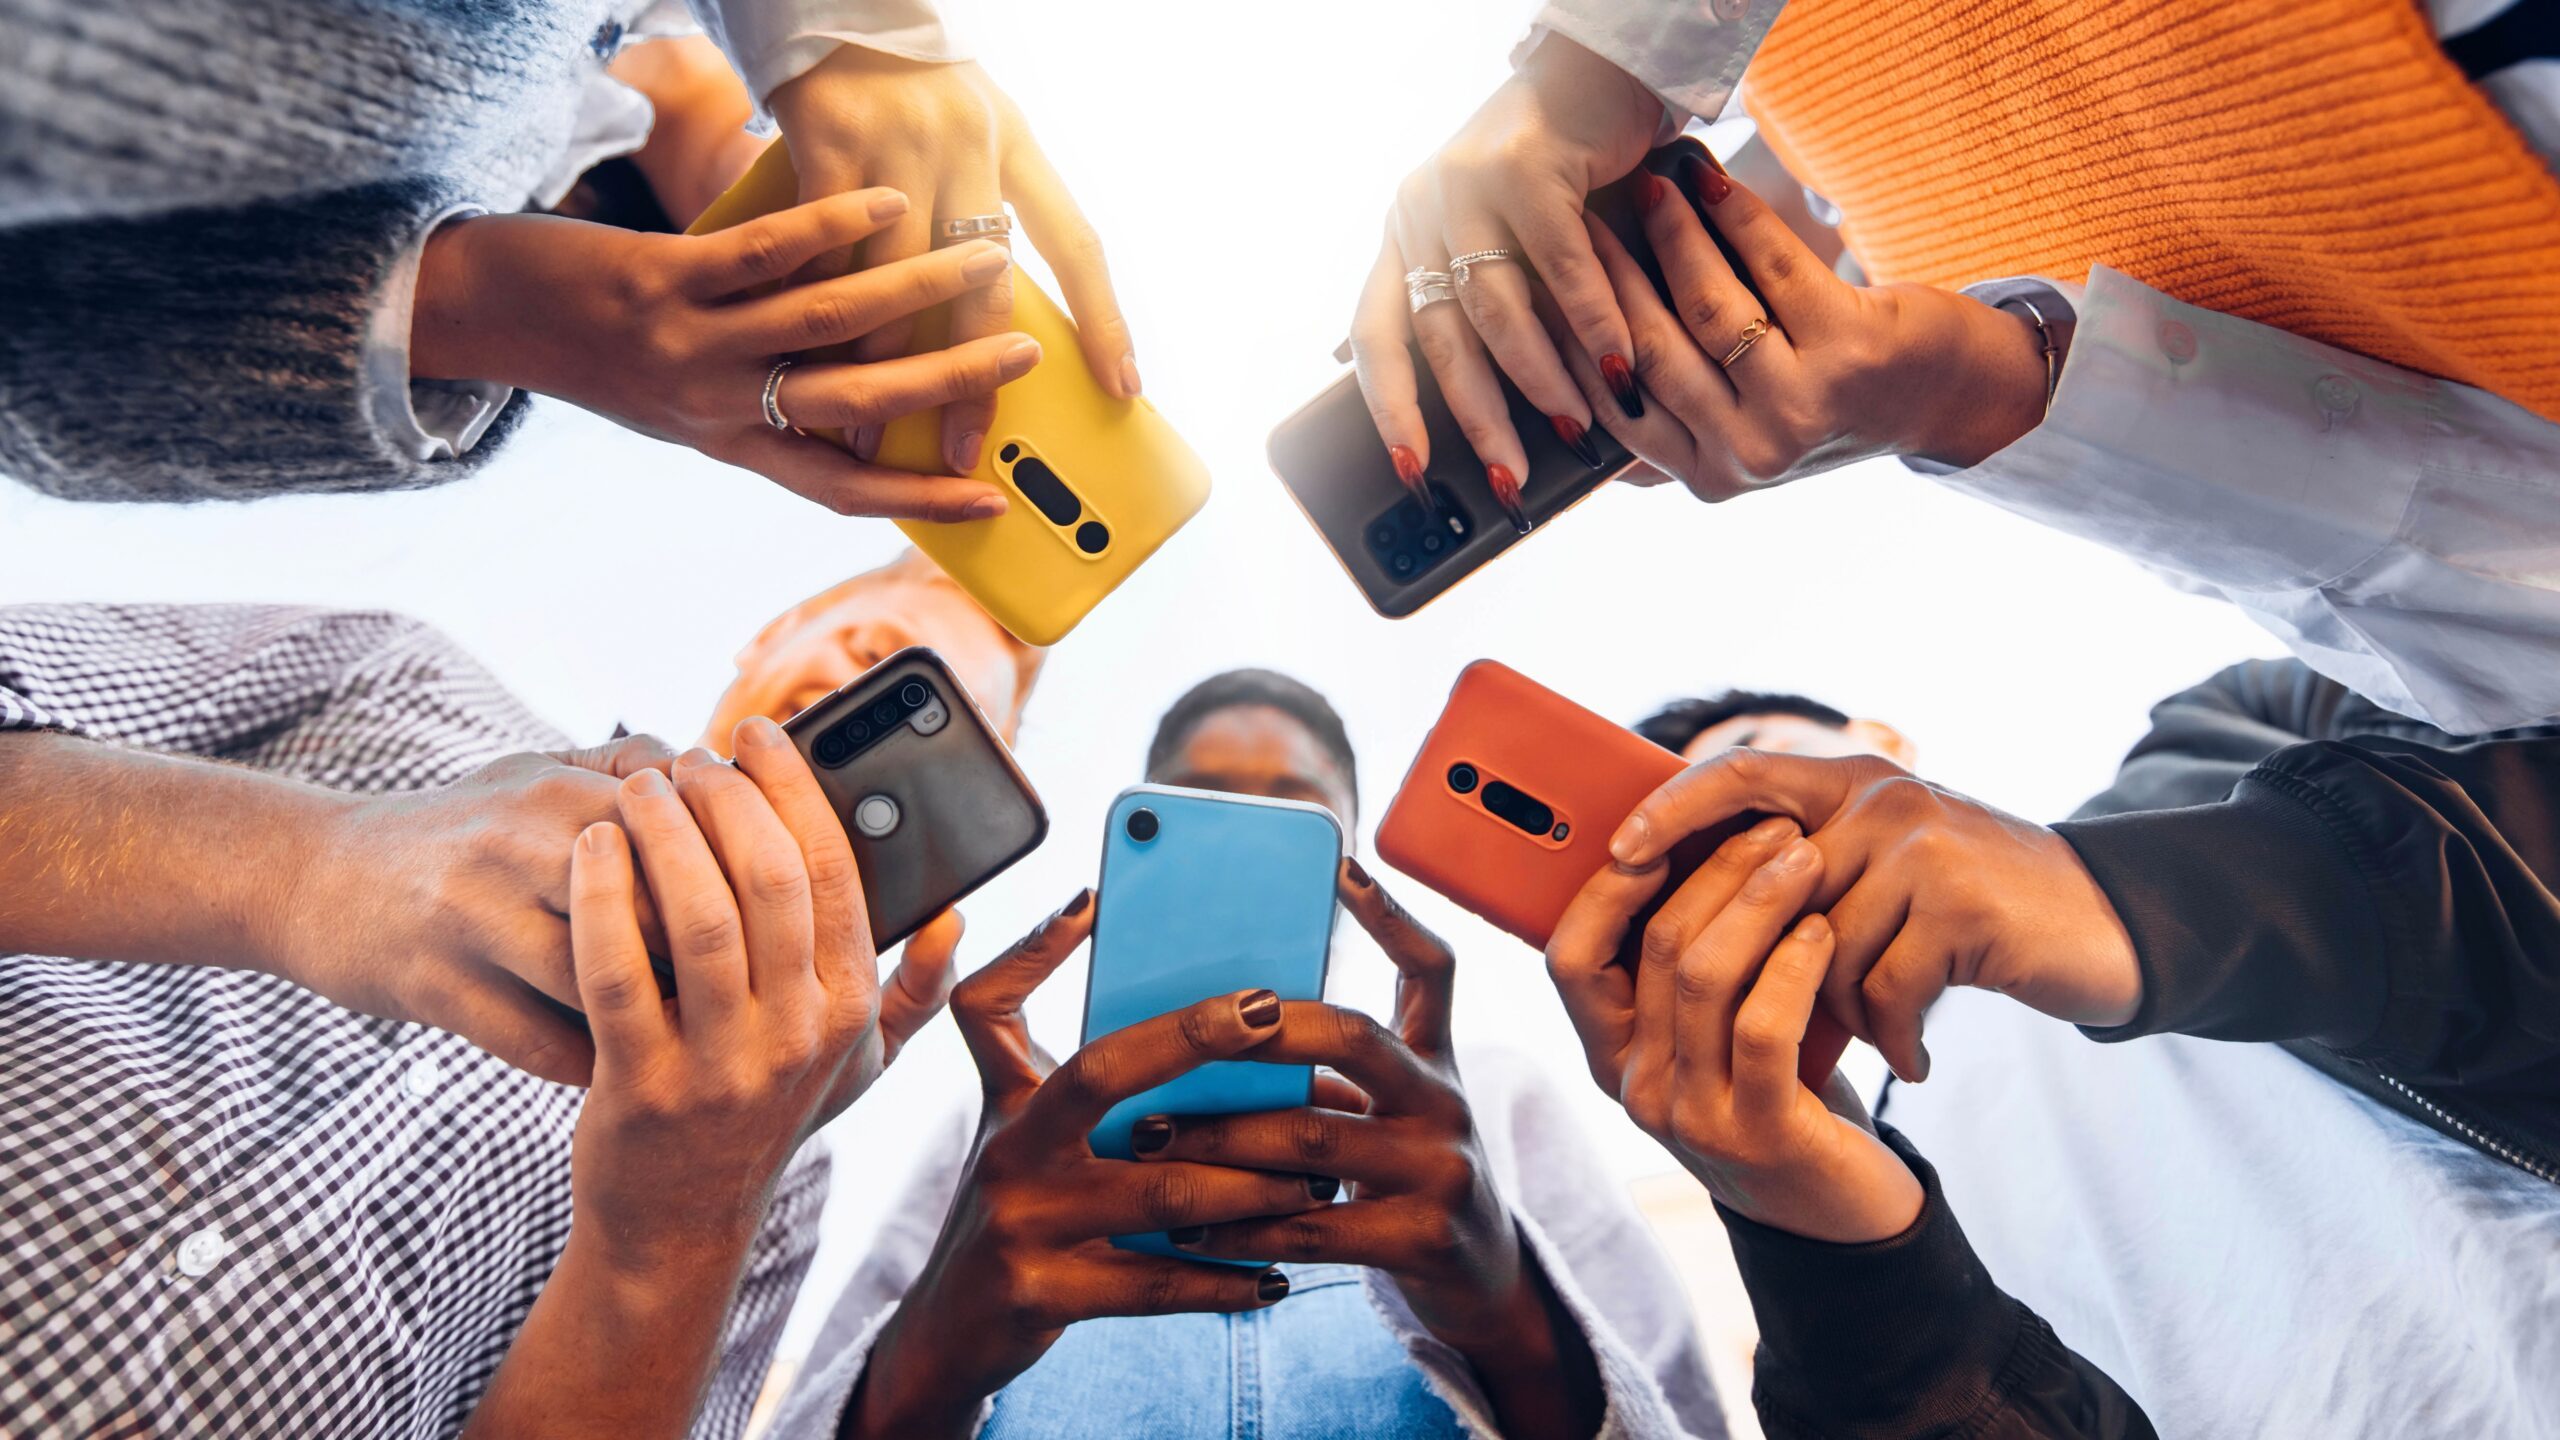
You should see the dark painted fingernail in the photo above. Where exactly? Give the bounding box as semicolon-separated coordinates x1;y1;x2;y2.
1305;1174;1339;1202
1600;354;1645;419
1486;464;1531;536
1169;1225;1207;1246
1257;1268;1291;1302
1239;989;1281;1029
1550;414;1603;468
1344;856;1373;889
1131;1116;1173;1155
1061;888;1092;918
1639;173;1671;215
1695;164;1733;206
609;721;631;740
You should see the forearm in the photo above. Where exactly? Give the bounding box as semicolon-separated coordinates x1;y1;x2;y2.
836;1309;993;1440
0;732;347;973
465;1232;757;1440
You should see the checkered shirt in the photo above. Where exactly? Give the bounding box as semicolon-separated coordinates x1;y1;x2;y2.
0;604;826;1439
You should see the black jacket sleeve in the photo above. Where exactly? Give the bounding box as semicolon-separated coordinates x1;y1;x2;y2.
1722;1125;2155;1440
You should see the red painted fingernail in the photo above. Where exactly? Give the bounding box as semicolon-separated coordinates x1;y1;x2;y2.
1599;355;1645;419
1639;173;1671;214
1696;166;1733;206
1550;414;1603;468
1486;464;1531;536
1387;443;1439;517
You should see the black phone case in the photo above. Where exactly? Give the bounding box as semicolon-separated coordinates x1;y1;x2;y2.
781;647;1048;948
1267;138;1757;618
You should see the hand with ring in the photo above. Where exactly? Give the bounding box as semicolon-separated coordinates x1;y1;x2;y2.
1350;34;1663;524
769;47;1138;476
1548;165;2053;502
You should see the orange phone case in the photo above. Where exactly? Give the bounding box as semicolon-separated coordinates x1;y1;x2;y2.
1375;660;1852;1086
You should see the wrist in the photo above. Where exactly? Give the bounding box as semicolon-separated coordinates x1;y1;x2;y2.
1704;1145;1925;1246
846;1311;992;1440
245;786;365;987
412;215;549;390
1895;287;2050;469
1517;31;1661;154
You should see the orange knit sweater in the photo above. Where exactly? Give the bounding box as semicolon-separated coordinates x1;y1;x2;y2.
1744;0;2560;420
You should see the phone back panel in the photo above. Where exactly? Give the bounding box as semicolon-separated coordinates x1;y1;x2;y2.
1376;661;1848;1084
781;649;1047;949
690;144;1211;647
1085;786;1340;1257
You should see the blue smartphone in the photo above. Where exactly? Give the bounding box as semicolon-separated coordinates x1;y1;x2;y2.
1082;784;1343;1259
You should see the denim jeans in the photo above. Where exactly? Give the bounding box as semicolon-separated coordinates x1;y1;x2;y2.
983;1264;1467;1438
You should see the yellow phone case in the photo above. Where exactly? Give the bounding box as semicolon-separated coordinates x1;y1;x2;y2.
689;143;1210;647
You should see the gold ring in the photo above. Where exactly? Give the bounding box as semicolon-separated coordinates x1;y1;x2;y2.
1718;317;1773;369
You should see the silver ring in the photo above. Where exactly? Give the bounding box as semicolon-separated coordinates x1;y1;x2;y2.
1405;267;1457;313
761;360;798;432
1448;248;1521;286
938;214;1012;245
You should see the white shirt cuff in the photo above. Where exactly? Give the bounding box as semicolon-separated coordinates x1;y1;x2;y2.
1517;0;1788;129
364;205;514;464
699;0;971;109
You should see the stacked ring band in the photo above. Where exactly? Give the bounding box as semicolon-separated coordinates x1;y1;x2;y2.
1405;268;1458;313
1719;317;1774;369
938;214;1013;244
761;361;797;432
1447;247;1521;286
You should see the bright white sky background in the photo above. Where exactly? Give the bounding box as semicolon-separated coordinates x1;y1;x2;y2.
0;0;2280;1397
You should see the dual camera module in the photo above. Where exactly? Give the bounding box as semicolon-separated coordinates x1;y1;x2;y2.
998;442;1110;556
811;678;947;769
1366;482;1472;582
1448;762;1569;843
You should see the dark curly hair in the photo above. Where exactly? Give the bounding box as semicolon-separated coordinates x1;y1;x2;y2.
1633;689;1850;755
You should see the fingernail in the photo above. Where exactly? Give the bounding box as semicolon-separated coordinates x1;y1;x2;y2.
628;769;671;797
1131;1116;1173;1155
1344;856;1373;889
868;190;910;221
1915;1043;1933;1082
1550;415;1604;469
1061;888;1093;918
578;822;614;854
1386;443;1434;516
1486;464;1530;536
1639;173;1671;215
676;746;718;770
1610;812;1650;864
964;494;1008;520
1238;989;1282;1029
853;426;882;462
1169;1225;1207;1246
1599;354;1645;419
1770;837;1818;872
1696;167;1733;206
1257;1268;1291;1302
1119;354;1143;398
1746;816;1798;847
960;244;1010;283
609;721;632;740
954;431;985;472
1305;1174;1339;1202
738;715;786;750
1001;338;1042;373
1794;913;1831;942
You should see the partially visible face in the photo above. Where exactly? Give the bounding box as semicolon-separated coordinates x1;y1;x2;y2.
701;568;1037;749
1679;712;1912;765
1151;704;1357;828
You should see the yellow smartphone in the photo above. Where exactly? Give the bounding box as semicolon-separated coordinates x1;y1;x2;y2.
689;142;1210;647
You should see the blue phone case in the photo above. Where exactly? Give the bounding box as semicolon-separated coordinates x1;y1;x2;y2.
1083;784;1343;1260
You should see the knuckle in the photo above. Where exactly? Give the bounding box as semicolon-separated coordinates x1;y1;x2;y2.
1681;290;1730;337
583;965;654;1013
673;907;743;958
1414;324;1465;372
734;227;792;283
1174;1002;1224;1058
1288;1111;1340;1165
1672;962;1722;1007
742;851;811;908
1639;916;1686;971
1276;1214;1329;1263
1139;1167;1201;1230
1048;1052;1113;1113
1410;1208;1467;1266
799;294;859;347
1139;1260;1186;1315
1733;1011;1792;1064
800;843;858;897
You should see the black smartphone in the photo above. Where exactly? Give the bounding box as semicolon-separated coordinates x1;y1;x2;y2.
781;647;1048;948
1267;137;1755;618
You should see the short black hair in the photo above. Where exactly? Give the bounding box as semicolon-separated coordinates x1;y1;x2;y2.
1147;668;1357;806
1634;690;1851;755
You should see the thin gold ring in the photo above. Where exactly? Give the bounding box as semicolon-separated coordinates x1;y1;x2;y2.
1718;317;1773;369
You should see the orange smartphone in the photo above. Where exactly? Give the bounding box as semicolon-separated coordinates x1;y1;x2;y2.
1375;660;1852;1086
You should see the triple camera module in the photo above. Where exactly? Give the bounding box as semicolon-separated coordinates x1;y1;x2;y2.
1366;482;1473;583
998;441;1111;556
1447;762;1569;843
810;678;949;768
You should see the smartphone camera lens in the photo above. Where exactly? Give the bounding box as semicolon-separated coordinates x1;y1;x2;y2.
1369;523;1399;551
1126;807;1160;843
899;681;929;708
1075;520;1110;555
1391;553;1416;576
999;442;1021;464
813;731;852;766
847;720;871;745
873;700;899;726
1551;822;1571;841
1448;763;1479;794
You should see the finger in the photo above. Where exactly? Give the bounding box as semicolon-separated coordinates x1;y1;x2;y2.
1630;818;1801;1083
1505;181;1639;422
667;747;815;1004
1337;860;1454;1059
1068;1159;1332;1237
1397;187;1531;529
1446;219;1597;469
1174;1200;1417;1271
722;427;1007;523
846;162;938;461
1310;1071;1374;1114
1640;171;1792;390
1610;748;1878;869
1137;1107;1404;1188
1027;985;1287;1141
1671;835;1823;1096
1815;871;1905;1054
687;187;913;298
949;890;1093;1104
569;820;669;1058
881;909;963;1065
410;966;598;1088
548;732;680;781
729;716;875;997
782;332;1042;433
725;240;1013;358
928;147;1011;472
1859;916;1949;1084
1689;162;1834;336
615;767;749;1028
1584;213;1737;437
1544;858;1668;1093
1003;128;1138;399
1042;1253;1289;1325
1348;222;1434;489
1230;1002;1453;1121
1731;914;1837;1124
1532;282;1702;483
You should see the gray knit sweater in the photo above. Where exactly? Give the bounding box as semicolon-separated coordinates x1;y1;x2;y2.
0;0;628;501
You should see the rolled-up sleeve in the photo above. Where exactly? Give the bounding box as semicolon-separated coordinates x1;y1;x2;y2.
686;0;969;111
1516;0;1788;131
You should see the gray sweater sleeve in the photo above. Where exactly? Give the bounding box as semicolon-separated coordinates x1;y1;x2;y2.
0;178;530;502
